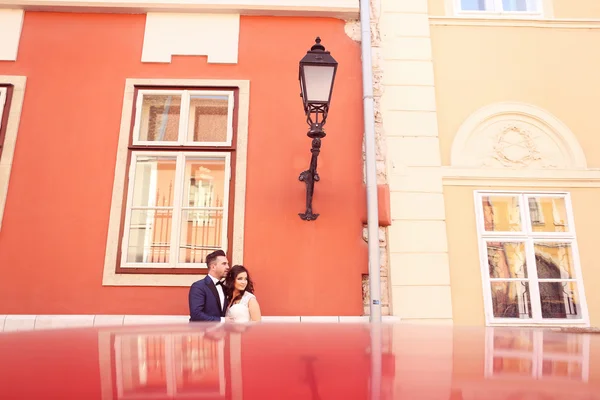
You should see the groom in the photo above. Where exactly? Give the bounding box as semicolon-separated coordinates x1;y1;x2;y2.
189;249;231;322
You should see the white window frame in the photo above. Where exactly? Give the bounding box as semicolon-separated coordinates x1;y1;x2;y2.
121;151;231;269
0;87;6;128
454;0;544;17
474;190;590;326
484;328;590;382
133;89;235;147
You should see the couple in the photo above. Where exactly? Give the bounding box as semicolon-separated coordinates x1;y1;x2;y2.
188;250;262;323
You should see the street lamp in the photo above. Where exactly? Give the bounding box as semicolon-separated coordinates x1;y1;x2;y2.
298;37;338;221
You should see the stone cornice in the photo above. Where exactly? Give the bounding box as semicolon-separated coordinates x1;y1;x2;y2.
430;16;600;29
0;0;359;18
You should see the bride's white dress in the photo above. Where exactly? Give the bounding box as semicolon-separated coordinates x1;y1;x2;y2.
226;291;256;322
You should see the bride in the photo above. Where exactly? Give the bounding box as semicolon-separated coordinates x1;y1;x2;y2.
225;265;262;322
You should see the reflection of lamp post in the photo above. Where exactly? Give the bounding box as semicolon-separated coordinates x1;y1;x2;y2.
297;37;338;221
301;356;322;400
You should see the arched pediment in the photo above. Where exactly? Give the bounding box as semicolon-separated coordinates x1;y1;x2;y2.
450;102;587;170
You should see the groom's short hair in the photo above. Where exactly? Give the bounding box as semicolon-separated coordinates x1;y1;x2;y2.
206;250;226;267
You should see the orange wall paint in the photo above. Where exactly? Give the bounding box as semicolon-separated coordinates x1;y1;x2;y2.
0;12;366;316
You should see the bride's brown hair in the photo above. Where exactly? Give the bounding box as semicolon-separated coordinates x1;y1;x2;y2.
225;265;255;303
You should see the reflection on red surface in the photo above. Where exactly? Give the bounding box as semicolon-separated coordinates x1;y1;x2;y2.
176;335;222;394
114;330;225;399
1;324;599;400
486;329;589;382
116;335;168;397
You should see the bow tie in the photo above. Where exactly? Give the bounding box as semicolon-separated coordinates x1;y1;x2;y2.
215;280;224;286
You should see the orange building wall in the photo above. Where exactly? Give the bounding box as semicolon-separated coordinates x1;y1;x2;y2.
0;12;367;316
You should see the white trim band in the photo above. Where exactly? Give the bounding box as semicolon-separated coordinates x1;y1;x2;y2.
0;0;359;18
430;16;600;29
0;314;402;331
442;167;600;188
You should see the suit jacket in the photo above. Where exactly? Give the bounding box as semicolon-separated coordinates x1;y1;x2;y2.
189;275;229;322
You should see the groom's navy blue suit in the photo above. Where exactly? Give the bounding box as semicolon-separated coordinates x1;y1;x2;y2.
189;275;229;322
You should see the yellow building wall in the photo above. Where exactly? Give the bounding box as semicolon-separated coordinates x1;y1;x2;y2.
381;0;600;323
430;25;600;168
425;0;600;326
445;185;600;327
554;0;600;18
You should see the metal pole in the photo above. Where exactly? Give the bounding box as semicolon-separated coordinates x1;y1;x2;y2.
369;323;382;400
359;2;383;396
359;0;382;323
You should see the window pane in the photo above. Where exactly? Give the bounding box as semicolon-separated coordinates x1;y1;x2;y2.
529;197;569;233
187;94;229;143
131;156;177;207
534;242;576;279
542;359;583;380
179;210;224;263
127;209;173;263
461;0;493;11
174;335;222;394
491;281;532;319
482;195;522;232
493;356;533;376
493;330;533;352
487;242;527;279
543;331;583;354
182;157;226;208
502;0;535;12
539;282;582;319
138;94;182;142
117;335;168;396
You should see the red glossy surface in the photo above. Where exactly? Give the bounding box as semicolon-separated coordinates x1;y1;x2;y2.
1;324;599;399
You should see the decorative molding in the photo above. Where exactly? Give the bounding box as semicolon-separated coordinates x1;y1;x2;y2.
0;75;26;231
0;0;359;18
430;16;600;29
451;102;587;170
483;124;561;169
442;167;600;188
102;78;249;287
141;13;240;64
0;9;23;61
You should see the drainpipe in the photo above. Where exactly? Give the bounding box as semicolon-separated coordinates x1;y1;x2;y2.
359;0;382;323
359;2;383;397
359;2;383;396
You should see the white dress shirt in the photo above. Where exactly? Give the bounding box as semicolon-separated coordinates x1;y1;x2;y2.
208;274;225;322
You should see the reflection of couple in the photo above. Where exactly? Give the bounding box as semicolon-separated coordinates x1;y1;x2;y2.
189;250;262;323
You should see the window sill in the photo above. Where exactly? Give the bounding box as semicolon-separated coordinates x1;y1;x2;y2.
103;270;203;287
117;267;209;275
430;16;600;29
455;11;544;19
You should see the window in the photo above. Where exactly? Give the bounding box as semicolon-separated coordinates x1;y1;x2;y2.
119;89;235;272
0;77;26;232
0;86;9;160
459;0;540;13
103;79;249;286
475;192;589;325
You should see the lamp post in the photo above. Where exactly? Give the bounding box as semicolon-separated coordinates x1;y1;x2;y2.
298;37;338;221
